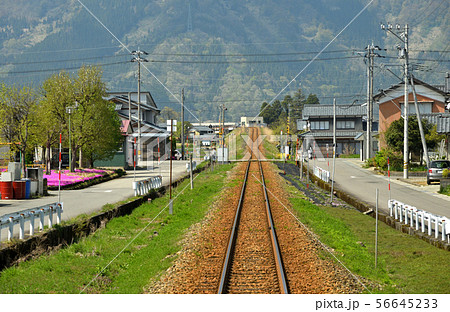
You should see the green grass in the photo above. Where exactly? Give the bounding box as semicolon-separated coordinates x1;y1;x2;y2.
439;185;450;196
284;179;450;294
233;128;246;160
339;154;360;158
262;137;280;160
0;163;235;294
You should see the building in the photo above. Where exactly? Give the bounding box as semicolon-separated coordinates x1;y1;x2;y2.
375;77;448;149
188;125;216;146
299;104;374;157
97;92;169;168
240;116;264;127
423;113;450;159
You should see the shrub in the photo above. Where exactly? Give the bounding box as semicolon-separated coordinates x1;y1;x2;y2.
371;148;403;171
443;169;449;178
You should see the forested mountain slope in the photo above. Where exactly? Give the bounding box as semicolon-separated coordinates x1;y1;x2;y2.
0;0;448;121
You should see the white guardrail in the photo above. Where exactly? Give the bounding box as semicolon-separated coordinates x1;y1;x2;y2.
0;202;63;242
388;199;449;243
313;166;330;183
133;175;163;196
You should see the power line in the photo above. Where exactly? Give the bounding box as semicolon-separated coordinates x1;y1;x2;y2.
0;61;128;75
148;55;360;64
411;0;448;27
148;49;355;57
0;54;129;66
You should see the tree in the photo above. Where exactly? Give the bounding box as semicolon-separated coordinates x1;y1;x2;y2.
259;88;320;130
39;71;74;174
157;107;179;124
304;93;319;105
70;65;121;171
385;115;443;165
39;66;122;172
82;100;122;167
175;121;192;141
0;83;38;175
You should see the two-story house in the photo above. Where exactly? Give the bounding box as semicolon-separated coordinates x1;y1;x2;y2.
375;77;448;151
299;104;375;158
98;91;169;169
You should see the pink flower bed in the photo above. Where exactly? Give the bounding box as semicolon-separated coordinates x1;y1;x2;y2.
44;169;111;187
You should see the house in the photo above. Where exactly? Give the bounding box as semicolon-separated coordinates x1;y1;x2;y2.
375;77;448;149
299;104;374;157
423;113;450;159
240;116;264;127
189;125;215;137
96;92;169;169
187;125;216;147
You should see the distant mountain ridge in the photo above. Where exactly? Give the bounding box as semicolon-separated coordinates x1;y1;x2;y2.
0;0;448;121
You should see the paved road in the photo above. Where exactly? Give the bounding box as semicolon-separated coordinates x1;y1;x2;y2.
0;160;193;241
313;158;450;218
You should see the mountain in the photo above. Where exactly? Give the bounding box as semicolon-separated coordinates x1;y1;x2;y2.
0;0;448;122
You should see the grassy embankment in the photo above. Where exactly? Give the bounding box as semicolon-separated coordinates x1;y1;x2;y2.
285;185;450;293
0;163;235;293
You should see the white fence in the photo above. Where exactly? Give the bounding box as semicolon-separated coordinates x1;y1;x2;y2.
133;175;163;196
388;199;449;242
0;202;63;242
313;166;330;183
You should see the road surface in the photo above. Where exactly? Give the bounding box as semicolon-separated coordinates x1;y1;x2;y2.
0;160;193;241
313;158;450;219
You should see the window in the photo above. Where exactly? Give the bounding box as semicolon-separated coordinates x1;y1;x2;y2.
310;121;329;130
336;120;355;129
400;102;432;114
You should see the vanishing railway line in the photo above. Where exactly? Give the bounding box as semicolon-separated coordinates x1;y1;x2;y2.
218;128;288;294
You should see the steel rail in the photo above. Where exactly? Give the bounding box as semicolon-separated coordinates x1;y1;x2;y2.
218;159;251;294
219;127;288;293
258;160;289;294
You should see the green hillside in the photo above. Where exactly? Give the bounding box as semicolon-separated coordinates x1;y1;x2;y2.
0;0;448;121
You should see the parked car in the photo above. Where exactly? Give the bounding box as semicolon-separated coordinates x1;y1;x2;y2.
427;160;450;185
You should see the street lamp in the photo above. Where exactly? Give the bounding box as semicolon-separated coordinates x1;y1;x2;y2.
66;101;78;172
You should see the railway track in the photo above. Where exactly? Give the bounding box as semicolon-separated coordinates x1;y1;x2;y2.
218;128;288;294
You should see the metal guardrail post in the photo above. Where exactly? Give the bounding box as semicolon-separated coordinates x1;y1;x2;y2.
40;209;45;231
427;214;432;236
435;217;439;239
48;206;53;229
8;217;13;240
415;211;419;231
57;204;62;224
19;214;25;239
404;206;408;225
30;211;35;236
421;212;425;233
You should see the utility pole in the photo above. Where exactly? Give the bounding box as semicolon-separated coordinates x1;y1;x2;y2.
287;101;291;159
181;88;185;160
366;43;374;160
330;98;336;204
221;103;226;164
131;49;148;167
365;43;382;160
381;23;409;179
